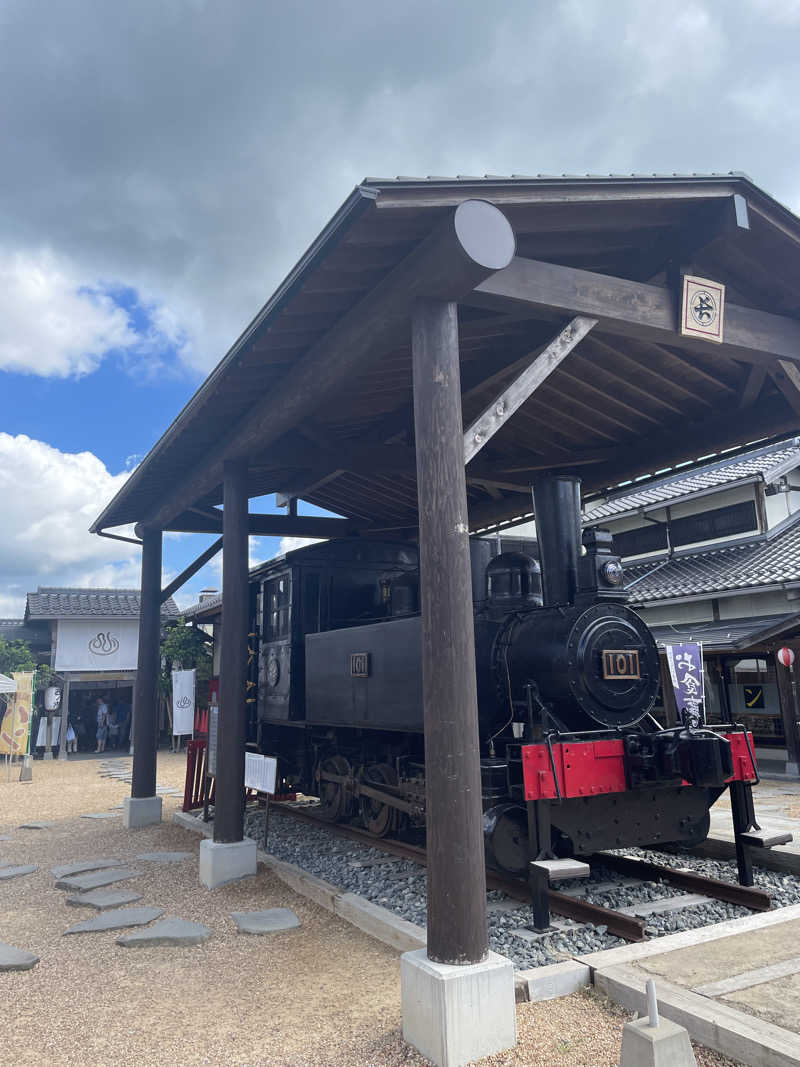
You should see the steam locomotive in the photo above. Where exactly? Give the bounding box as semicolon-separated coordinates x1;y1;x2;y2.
249;474;757;876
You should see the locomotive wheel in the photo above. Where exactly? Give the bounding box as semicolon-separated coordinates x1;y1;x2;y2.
315;755;351;822
359;763;397;837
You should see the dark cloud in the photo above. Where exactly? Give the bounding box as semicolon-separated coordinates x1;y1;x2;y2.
1;0;798;373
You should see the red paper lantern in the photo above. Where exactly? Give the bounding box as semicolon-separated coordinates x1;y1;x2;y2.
777;647;795;668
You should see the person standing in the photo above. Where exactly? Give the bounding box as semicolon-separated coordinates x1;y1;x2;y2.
66;721;77;753
95;696;109;753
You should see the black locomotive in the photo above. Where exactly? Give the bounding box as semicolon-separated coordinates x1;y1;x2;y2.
250;474;757;876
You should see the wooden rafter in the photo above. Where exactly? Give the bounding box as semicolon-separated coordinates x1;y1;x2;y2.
463;317;596;464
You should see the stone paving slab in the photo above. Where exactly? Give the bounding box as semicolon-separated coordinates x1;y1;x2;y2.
0;941;39;971
116;918;211;947
66;888;143;909
18;821;54;829
51;858;125;878
135;851;192;863
64;906;164;935
80;812;121;820
0;865;38;881
231;908;300;934
56;867;142;891
0;835;12;841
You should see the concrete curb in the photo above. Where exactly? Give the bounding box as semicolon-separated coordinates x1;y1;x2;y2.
515;960;590;1003
576;903;800;973
596;962;800;1067
172;810;427;954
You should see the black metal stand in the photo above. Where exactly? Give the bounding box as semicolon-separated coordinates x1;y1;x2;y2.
528;861;551;932
730;780;757;886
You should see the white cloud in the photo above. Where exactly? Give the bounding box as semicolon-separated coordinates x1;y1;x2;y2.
277;536;324;557
0;248;190;379
0;434;140;614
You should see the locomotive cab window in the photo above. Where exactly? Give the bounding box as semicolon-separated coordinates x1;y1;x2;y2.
264;574;291;641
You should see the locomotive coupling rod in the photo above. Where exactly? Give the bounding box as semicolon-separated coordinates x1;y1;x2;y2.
591;851;772;911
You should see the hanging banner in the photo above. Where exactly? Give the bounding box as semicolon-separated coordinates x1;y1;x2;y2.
54;619;139;672
665;642;705;727
0;672;34;755
172;669;196;735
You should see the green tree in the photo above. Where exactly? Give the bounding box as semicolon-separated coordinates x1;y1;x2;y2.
0;636;54;689
159;619;212;693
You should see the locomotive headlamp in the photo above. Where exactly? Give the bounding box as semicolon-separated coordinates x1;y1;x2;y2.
602;560;624;586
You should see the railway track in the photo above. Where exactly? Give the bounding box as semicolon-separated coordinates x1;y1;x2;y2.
272;801;774;944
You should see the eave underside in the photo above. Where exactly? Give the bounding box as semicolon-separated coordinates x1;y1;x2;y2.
92;177;800;534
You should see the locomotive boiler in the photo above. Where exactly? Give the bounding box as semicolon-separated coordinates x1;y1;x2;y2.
251;473;758;878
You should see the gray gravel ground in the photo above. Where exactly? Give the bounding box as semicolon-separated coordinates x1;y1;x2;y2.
246;805;800;971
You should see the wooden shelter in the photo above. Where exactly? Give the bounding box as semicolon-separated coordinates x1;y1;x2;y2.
93;173;800;970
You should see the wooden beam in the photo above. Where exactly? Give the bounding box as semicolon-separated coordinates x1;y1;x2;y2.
160;537;223;604
142;201;516;532
470;256;800;367
771;360;800;416
156;513;359;538
463;317;596;464
739;364;767;408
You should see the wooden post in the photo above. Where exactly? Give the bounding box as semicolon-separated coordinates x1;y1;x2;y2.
131;528;162;798
412;298;488;966
213;459;249;843
775;653;800;770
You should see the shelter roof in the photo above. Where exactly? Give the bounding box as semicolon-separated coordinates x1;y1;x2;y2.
650;613;800;652
626;514;800;603
92;173;800;537
25;588;180;621
586;436;800;523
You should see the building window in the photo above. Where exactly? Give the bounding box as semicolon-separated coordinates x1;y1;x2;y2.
263;575;291;641
670;500;757;548
614;524;668;558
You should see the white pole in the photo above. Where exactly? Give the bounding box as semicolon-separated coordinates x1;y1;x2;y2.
646;979;659;1028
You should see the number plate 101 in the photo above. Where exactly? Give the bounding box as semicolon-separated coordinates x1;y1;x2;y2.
602;649;641;680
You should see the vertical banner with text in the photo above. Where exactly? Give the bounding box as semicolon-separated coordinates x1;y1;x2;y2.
665;642;705;728
0;672;34;755
172;669;196;735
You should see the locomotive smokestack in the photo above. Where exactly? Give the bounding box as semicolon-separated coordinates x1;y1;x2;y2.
533;473;581;606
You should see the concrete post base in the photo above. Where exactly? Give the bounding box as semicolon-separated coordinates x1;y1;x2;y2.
123;795;163;829
401;948;516;1067
199;838;257;889
620;1017;697;1067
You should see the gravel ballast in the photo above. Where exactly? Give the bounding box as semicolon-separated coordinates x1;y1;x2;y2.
243;803;800;971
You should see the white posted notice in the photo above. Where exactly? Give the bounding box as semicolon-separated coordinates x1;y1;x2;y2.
244;752;277;795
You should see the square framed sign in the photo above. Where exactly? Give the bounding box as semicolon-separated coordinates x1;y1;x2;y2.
681;274;725;343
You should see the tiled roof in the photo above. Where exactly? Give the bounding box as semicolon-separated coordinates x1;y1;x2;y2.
0;619;48;644
586;439;800;522
649;613;800;652
25;588;180;620
182;594;222;620
626;518;800;603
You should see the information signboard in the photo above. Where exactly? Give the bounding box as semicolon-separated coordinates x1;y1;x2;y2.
244;752;277;795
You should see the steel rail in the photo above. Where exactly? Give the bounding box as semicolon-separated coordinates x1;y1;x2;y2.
592;851;772;912
273;801;647;942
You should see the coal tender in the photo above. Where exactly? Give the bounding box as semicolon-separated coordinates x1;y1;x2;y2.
252;473;758;880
